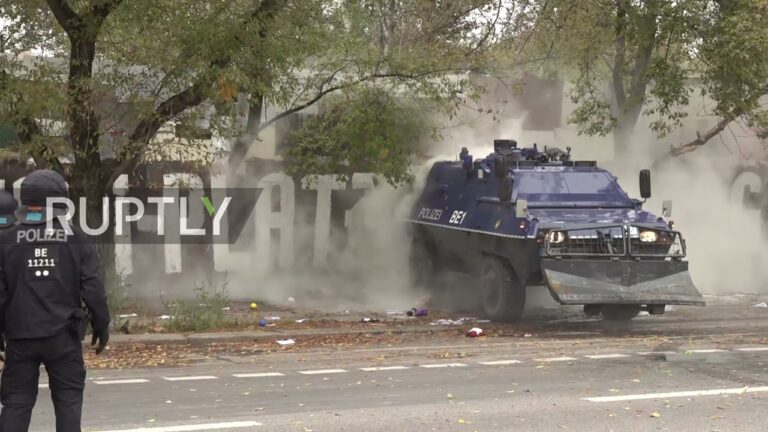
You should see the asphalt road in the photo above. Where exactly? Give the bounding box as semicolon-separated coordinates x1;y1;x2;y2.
23;311;768;432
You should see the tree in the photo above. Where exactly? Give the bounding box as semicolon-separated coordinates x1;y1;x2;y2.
286;86;435;186
515;0;768;160
0;0;515;282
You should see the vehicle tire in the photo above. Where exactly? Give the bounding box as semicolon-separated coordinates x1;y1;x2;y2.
479;256;525;322
601;305;641;321
409;238;438;291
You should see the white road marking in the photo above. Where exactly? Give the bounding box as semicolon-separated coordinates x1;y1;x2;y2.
478;360;523;365
93;379;150;385
359;366;410;371
233;372;285;378
686;349;728;353
534;357;576;362
735;347;768;352
583;386;768;402
94;420;262;432
298;369;348;375
419;363;468;368
584;354;630;359
163;376;218;381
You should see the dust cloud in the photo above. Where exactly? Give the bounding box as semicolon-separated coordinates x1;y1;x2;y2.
223;176;425;312
646;156;767;296
202;88;767;314
593;122;767;297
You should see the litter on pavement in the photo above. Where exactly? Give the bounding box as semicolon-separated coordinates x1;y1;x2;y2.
407;308;428;317
429;318;473;326
466;327;484;337
276;339;295;346
295;319;308;323
753;302;768;308
117;313;138;318
361;317;380;323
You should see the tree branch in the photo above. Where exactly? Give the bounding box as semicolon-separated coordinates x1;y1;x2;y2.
612;0;628;109
222;68;455;172
106;0;282;185
655;86;768;166
88;0;124;25
627;3;658;104
45;0;82;35
667;117;732;158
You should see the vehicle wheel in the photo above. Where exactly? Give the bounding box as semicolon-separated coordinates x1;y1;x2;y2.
601;305;641;321
409;238;438;291
479;256;525;322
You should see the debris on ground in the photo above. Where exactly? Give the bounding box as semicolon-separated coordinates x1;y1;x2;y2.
118;313;138;318
276;339;296;346
753;302;768;308
407;308;428;317
650;412;661;418
249;302;258;310
259;319;267;327
466;327;484;337
360;318;380;323
430;318;470;326
295;319;308;323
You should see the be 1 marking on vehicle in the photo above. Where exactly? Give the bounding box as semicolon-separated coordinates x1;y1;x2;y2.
449;210;468;225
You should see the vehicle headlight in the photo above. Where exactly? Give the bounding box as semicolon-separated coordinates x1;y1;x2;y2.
547;231;566;244
639;230;658;243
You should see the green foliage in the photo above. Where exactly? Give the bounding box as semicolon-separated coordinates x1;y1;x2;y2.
517;0;768;152
700;0;768;121
643;58;690;137
164;278;230;333
286;87;433;186
566;65;616;137
0;0;497;153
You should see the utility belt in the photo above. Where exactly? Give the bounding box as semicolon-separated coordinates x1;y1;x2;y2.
68;308;92;341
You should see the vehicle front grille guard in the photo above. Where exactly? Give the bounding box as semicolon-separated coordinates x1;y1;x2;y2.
543;225;686;258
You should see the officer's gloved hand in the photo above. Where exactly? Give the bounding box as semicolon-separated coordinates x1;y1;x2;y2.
91;327;109;355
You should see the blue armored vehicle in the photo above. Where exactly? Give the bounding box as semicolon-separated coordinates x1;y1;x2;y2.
408;139;704;321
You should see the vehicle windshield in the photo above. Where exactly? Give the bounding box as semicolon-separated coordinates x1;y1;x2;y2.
514;170;633;207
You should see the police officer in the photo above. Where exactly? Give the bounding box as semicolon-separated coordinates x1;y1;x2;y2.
0;170;110;432
0;188;18;366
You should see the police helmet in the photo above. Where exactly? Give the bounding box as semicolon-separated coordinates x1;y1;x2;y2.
20;169;69;207
0;189;18;228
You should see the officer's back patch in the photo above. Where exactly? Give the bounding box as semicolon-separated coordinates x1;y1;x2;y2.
23;245;60;281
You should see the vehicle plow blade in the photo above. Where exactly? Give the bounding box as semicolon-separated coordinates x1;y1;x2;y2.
542;259;705;306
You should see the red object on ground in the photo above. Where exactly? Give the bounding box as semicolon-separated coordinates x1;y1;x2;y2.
466;327;484;337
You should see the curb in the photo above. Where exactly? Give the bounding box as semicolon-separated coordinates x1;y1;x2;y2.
109;324;463;345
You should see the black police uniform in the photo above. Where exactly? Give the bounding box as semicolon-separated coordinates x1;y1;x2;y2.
0;189;19;363
0;190;17;229
0;170;110;432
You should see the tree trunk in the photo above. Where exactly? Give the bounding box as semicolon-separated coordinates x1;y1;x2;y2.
612;103;643;160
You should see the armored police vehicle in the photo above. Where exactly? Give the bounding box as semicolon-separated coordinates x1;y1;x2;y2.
408;139;704;321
